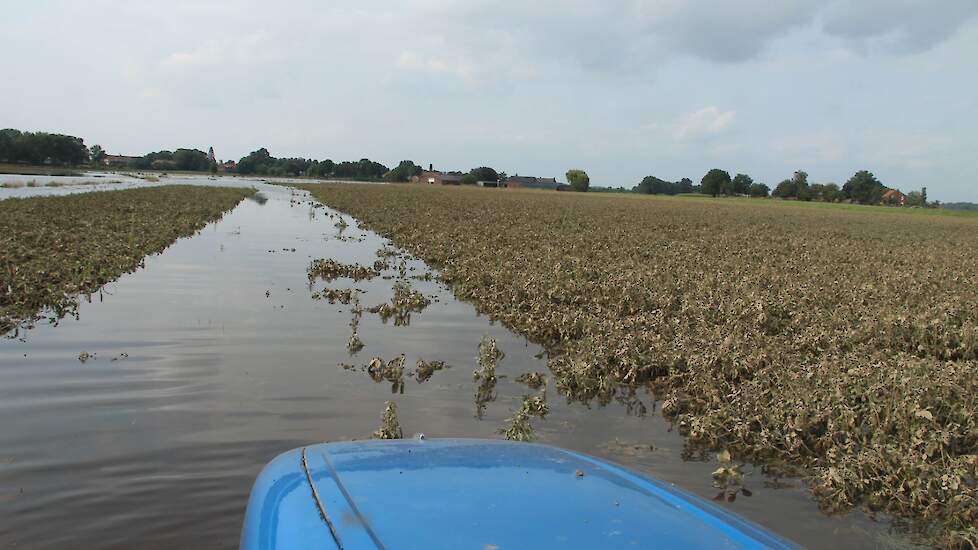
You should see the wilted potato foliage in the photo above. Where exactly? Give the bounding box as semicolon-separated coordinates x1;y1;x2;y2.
474;336;503;419
367;281;432;326
311;287;359;305
414;359;448;383
372;400;403;440
366;355;406;394
515;372;546;389
500;392;549;442
306;259;380;283
0;186;254;336
303;183;978;545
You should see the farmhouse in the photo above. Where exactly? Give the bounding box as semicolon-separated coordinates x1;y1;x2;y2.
504;175;568;191
881;189;907;206
413;170;464;185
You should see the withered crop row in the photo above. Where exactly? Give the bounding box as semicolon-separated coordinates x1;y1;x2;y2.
1;185;254;335
303;183;978;546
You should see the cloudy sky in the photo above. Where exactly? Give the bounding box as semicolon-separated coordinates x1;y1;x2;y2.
4;0;977;200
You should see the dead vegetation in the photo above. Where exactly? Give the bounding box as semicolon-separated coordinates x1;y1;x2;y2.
304;182;978;546
1;186;253;335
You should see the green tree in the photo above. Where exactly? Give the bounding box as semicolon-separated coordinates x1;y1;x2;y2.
701;168;731;197
821;183;841;202
905;187;928;207
468;166;499;183
731;173;753;195
88;144;105;164
384;160;423;182
843;170;885;204
772;179;794;198
460;173;478;185
748;183;770;197
566;169;590;192
791;170;811;200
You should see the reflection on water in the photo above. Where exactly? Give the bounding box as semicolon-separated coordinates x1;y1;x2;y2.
0;181;904;549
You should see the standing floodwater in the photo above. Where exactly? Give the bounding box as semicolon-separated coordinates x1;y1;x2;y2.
0;181;906;549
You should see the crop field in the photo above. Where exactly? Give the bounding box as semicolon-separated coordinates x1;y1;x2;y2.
0;185;254;335
303;183;978;546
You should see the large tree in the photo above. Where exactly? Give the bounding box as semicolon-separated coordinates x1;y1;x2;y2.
468;166;499;183
89;144;105;164
566;169;590;192
700;168;731;197
843;170;885;204
748;183;770;197
385;160;423;182
731;173;753;195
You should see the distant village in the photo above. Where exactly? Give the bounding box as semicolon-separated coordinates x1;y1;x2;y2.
3;128;974;209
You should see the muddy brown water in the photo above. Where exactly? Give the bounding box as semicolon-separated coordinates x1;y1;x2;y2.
0;178;914;549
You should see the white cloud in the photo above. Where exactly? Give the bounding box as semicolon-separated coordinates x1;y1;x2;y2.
674;107;737;140
396;50;477;82
161;33;274;69
771;130;846;166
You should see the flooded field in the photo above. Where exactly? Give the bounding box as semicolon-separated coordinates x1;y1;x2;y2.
1;178;909;549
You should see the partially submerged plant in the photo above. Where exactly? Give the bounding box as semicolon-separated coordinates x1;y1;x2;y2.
515;372;546;390
500;392;549;442
347;332;364;355
311;287;359;305
473;336;502;419
712;450;750;502
367;281;431;326
307;259;379;283
372;400;403;440
346;297;364;355
366;355;406;394
414;359;448;383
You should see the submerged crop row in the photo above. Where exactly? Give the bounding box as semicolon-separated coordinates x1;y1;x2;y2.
0;185;254;335
303;183;978;546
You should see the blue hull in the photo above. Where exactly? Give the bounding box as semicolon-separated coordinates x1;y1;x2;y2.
241;439;797;549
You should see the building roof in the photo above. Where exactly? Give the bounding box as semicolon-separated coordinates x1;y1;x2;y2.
506;176;565;190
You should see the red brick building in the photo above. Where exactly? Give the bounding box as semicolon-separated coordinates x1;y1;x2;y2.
881;189;907;206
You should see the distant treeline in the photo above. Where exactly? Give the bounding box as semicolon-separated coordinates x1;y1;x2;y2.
634;168;931;206
234;152;507;185
942;202;978;211
235;148;389;179
132;149;212;171
0;129;89;165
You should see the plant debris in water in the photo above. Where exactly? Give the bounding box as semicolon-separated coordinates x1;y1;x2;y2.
311;286;360;304
515;372;546;390
414;359;448;383
712;449;751;502
473;336;503;419
367;281;431;326
307;259;379;283
372;400;402;439
345;297;365;355
302;182;978;546
366;355;406;394
0;186;253;336
500;392;549;442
